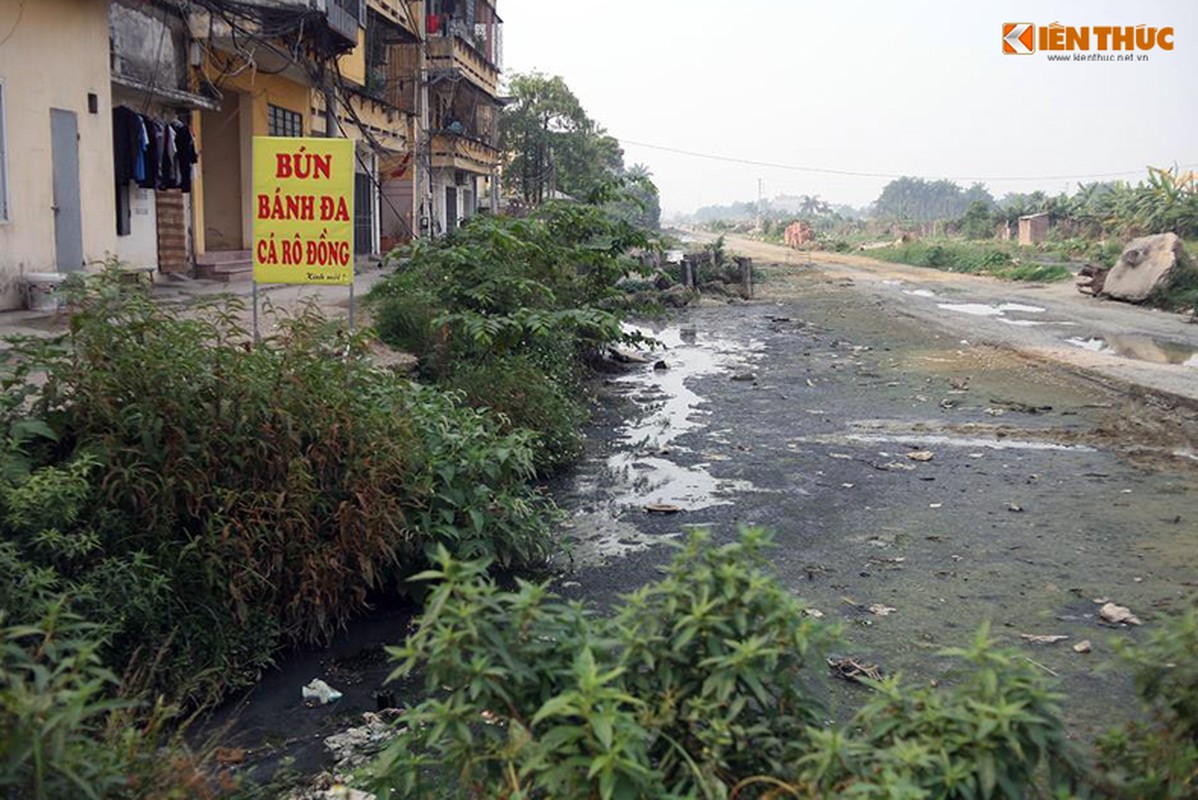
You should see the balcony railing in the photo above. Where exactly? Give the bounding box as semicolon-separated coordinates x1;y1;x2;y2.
326;0;364;45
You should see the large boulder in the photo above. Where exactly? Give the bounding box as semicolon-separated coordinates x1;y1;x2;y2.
1101;233;1195;303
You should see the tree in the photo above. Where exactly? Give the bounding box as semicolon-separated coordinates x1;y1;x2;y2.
613;163;661;230
499;73;625;205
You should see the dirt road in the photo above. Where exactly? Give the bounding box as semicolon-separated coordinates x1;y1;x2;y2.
703;233;1198;403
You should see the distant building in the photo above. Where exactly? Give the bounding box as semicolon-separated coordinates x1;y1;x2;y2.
1018;213;1050;246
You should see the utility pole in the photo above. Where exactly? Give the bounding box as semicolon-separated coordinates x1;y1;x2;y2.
756;177;764;230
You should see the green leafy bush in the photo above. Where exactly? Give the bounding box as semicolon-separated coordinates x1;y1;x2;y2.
370;197;653;473
1095;608;1198;797
0;272;556;705
363;529;1082;799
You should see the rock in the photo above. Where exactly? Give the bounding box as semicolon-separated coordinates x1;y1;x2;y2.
1020;634;1069;644
653;360;668;371
1074;640;1092;653
652;270;673;291
1076;263;1110;296
1102;233;1196;303
660;284;696;308
906;451;934;462
368;342;419;373
1099;601;1142;626
730;372;757;382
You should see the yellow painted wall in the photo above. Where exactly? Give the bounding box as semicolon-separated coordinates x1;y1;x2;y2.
195;64;313;251
338;29;368;88
0;0;114;309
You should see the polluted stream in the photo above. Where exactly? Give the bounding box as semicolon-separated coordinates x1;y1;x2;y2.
204;297;1197;785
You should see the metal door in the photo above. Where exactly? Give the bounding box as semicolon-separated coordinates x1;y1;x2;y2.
445;186;458;231
354;172;373;254
51;109;84;271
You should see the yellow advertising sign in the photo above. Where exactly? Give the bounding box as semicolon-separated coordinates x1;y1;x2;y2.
252;137;355;285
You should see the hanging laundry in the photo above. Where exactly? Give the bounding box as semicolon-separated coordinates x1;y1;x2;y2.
170;119;199;193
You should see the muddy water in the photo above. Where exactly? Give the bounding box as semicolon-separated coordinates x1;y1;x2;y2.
557;324;764;566
1067;333;1198;367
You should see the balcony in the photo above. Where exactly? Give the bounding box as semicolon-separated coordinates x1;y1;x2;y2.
367;0;421;41
325;0;363;45
196;0;362;50
429;131;501;174
427;35;499;96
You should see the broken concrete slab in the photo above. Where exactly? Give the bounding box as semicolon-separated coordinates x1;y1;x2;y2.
1101;233;1195;303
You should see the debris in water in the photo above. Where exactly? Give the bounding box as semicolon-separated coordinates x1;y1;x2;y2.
644;503;682;514
215;748;247;765
610;347;650;364
929;503;943;509
1074;640;1093;654
907;451;935;462
1020;634;1069;645
828;656;883;683
323;711;401;769
303;678;343;706
1099;602;1142;626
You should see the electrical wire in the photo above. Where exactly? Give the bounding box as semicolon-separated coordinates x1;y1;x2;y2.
617;139;1198;184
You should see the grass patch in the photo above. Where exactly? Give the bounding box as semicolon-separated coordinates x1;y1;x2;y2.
866;240;1074;282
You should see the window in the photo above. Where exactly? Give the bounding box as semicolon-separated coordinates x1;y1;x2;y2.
268;104;303;137
0;81;8;222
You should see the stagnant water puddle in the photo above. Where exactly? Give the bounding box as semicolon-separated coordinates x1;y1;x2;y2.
1067;333;1198;368
559;323;763;566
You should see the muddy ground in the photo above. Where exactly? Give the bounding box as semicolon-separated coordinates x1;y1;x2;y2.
206;248;1198;786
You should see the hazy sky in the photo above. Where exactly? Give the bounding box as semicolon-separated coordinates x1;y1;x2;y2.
500;0;1198;216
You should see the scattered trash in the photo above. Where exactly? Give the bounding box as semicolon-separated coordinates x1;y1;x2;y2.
868;604;897;616
214;748;247;766
929;503;943;509
1008;503;1024;513
828;656;883;684
303;678;343;706
1020;634;1069;645
907;451;934;462
803;608;825;619
841;483;855;489
731;372;757;382
610;348;650;364
984;407;1007;417
1074;640;1093;654
989;398;1052;414
1099;602;1142;626
829;453;853;460
323;711;401;769
644;503;682;514
882;461;917;471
